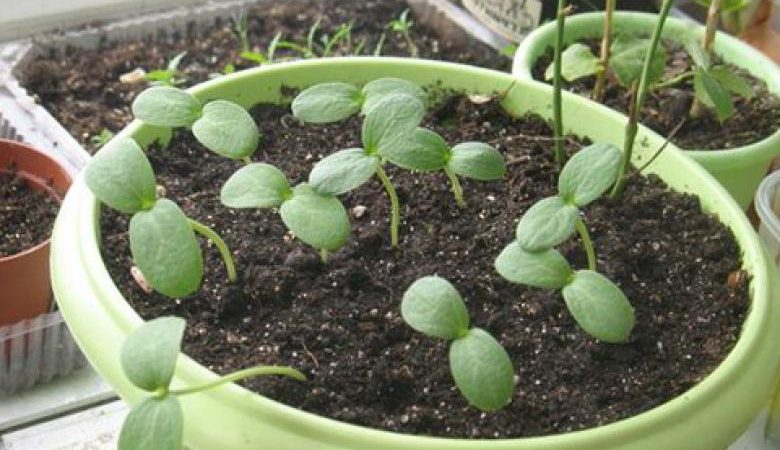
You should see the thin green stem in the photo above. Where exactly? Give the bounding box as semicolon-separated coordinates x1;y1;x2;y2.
444;168;465;208
320;248;328;264
610;0;674;198
188;219;237;283
403;32;419;58
552;0;567;170
575;218;596;271
375;165;400;247
242;156;252;165
170;366;306;397
592;0;614;102
654;71;694;90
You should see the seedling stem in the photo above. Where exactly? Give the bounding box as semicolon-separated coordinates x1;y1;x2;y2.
552;0;568;170
444;167;465;208
188;219;237;283
375;165;400;247
592;0;614;101
575;217;596;271
169;365;306;396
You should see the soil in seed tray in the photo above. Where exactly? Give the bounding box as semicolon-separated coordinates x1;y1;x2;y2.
21;0;508;153
0;170;59;257
531;38;780;150
99;95;748;438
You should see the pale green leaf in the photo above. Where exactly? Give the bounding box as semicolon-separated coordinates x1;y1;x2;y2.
132;86;202;128
516;196;579;252
85;138;157;214
120;317;185;392
449;328;514;412
544;43;601;82
562;270;635;343
695;67;734;122
710;65;754;99
381;128;449;171
401;276;470;340
495;242;572;289
280;184;350;250
361;78;427;114
129;199;203;297
118;396;183;450
220;163;291;208
558;142;622;207
309;148;379;195
448;142;506;181
291;82;362;123
611;35;667;87
192;100;259;159
362;93;425;154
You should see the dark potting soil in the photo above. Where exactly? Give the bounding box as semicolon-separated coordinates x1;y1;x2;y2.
0;171;59;257
21;0;507;153
531;38;780;150
99;95;748;438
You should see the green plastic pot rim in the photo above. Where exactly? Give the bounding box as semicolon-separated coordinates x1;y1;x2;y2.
512;11;780;167
54;57;777;447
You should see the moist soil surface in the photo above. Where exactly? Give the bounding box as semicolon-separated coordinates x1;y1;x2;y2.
99;94;748;438
532;38;780;150
0;171;59;257
22;0;507;153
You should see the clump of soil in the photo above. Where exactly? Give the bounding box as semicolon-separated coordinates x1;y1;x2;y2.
21;0;508;153
532;38;780;150
0;170;59;256
99;95;747;438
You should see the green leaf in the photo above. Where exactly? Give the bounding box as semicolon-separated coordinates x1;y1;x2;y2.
495;242;572;289
280;184;350;250
710;65;755;99
449;328;514;412
558;142;622;207
220;163;291;208
448;142;506;181
516;196;579;252
191;100;259;159
401;276;470;340
695;67;734;122
118;396;183;450
167;51;187;72
544;43;601;82
291;82;362;123
381;128;449;171
129;199;203;297
132;86;202;128
362;93;425;154
308;148;379;195
562;270;635;343
120;317;185;391
85;138;157;214
361;78;427;114
611;35;667;87
240;50;267;64
683;37;711;69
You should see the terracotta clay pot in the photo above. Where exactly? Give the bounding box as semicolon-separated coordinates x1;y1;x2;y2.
0;139;72;327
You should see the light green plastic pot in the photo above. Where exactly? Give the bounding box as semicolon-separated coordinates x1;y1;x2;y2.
512;11;780;210
51;58;780;450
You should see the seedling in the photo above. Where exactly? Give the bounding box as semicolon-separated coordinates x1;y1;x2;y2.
118;316;305;450
131;86;260;163
232;9;252;54
401;276;515;411
220;163;350;262
320;22;354;57
550;0;570;169
145;52;187;87
388;8;418;58
90;128;114;149
495;143;636;343
85;138;236;298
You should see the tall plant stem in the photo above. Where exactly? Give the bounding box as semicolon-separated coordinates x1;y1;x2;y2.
552;0;568;170
691;0;723;117
592;0;615;102
375;165;400;247
575;218;596;271
320;248;329;264
444;167;465;208
610;0;674;198
188;219;237;283
169;366;305;396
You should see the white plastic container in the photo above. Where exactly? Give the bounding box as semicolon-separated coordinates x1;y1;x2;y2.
756;170;780;264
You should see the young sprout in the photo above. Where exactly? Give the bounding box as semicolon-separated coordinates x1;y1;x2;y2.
231;9;252;54
402;276;515;411
131;86;260;163
388;8;419;58
90;128;114;149
85;138;236;298
306;92;426;247
320;22;354;57
145;52;187;87
495;143;636;343
220;163;350;262
291;77;427;124
118;317;304;450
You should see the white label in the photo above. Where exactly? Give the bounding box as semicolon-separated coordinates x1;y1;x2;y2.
463;0;543;42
